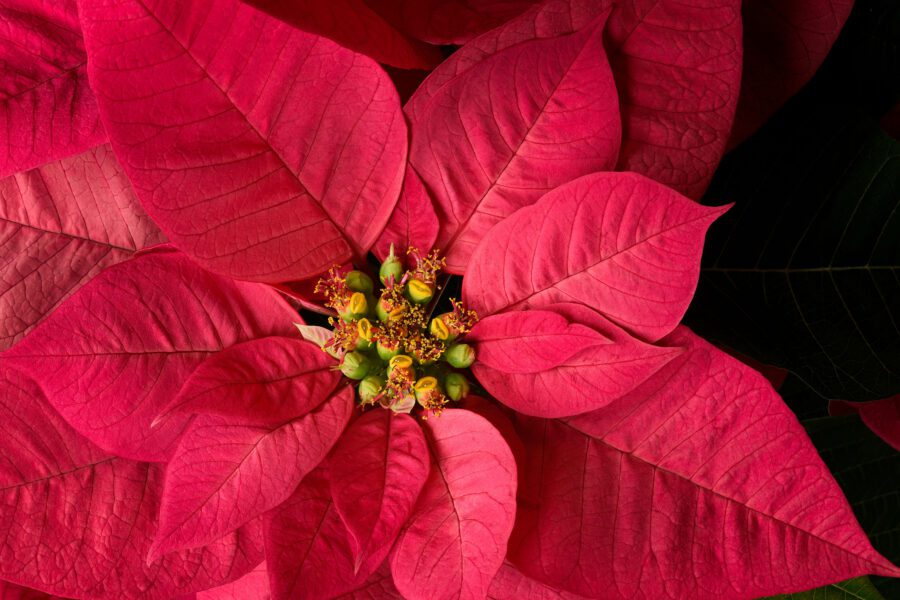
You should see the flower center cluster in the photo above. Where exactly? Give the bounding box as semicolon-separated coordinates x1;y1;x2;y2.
314;246;478;417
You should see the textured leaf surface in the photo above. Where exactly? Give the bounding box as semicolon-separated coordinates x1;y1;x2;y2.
152;387;353;558
329;410;430;571
4;251;296;461
731;0;853;146
0;367;264;599
765;576;885;599
605;0;743;199
157;336;339;426
265;467;369;600
510;328;899;598
487;562;588;600
464;172;726;341
804;415;900;598
333;563;403;599
374;166;439;260
197;562;271;600
390;409;517;600
0;0;105;177
79;0;406;282
241;0;442;69
687;107;900;401
406;11;620;272
0;143;165;350
372;0;538;44
469;306;679;417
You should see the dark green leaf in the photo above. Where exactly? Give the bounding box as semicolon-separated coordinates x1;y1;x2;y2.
763;576;884;600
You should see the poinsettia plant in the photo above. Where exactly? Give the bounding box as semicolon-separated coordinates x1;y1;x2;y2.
0;0;896;599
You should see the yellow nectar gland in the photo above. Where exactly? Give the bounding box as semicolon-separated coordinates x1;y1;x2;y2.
314;247;477;419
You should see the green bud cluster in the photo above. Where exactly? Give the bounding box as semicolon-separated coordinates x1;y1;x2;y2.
316;246;479;417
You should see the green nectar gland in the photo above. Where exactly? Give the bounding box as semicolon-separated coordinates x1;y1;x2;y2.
314;247;479;418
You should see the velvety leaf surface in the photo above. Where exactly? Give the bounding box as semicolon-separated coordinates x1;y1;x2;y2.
329;410;430;571
605;0;743;199
469;307;679;417
406;9;620;272
374;166;439;260
765;576;885;599
687;107;900;401
333;563;403;599
0;367;264;599
197;562;270;600
78;0;407;282
510;328;899;598
457;395;527;482
372;0;539;44
0;581;68;599
804;415;900;598
390;409;517;600
730;0;853;147
487;562;588;600
463;172;727;341
265;467;369;600
240;0;442;69
0;143;165;350
3;251;296;461
0;0;105;178
830;397;900;451
157;336;339;426
151;387;353;558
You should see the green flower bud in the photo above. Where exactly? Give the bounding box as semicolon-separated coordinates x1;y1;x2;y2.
340;292;368;322
345;270;374;294
379;244;404;285
377;338;401;361
358;374;385;404
444;343;475;369
340;351;372;380
406;278;434;304
414;376;440;403
355;319;374;351
429;315;454;342
444;372;470;401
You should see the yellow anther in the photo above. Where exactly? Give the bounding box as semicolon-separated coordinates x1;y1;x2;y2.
407;279;434;304
414;376;438;393
389;304;407;321
389;355;413;371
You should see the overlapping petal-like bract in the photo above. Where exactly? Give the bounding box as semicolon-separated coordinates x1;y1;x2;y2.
391;409;517;600
464;172;728;341
371;0;539;44
0;368;264;599
151;387;353;559
405;3;621;272
0;0;105;178
510;328;900;598
4;250;296;461
78;0;407;282
0;144;165;350
831;395;900;451
469;305;681;417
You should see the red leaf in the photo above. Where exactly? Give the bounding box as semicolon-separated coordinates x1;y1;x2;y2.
406;9;620;272
265;467;370;600
151;387;353;558
157;336;340;426
371;0;539;44
333;562;404;599
0;0;105;178
240;0;442;69
468;309;611;373
4;251;296;461
329;410;430;573
463;173;728;341
197;562;270;600
606;0;743;199
730;0;853;147
469;305;681;417
78;0;407;282
0;367;264;599
390;409;517;600
457;395;527;485
830;396;900;452
0;581;66;599
0;144;165;350
487;561;588;599
509;328;900;598
374;166;440;261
